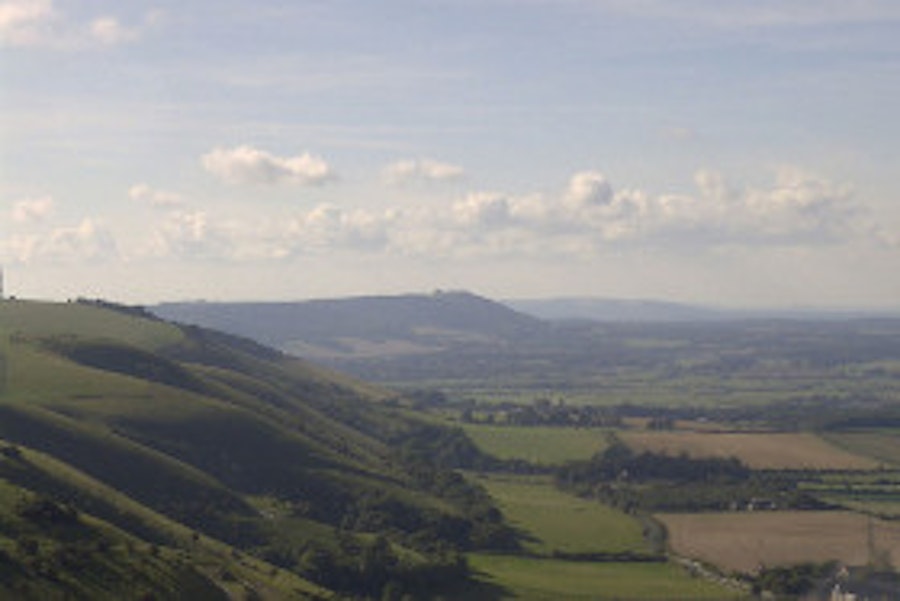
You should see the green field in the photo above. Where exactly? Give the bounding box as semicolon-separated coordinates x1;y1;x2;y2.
467;554;742;600
464;473;739;599
463;424;611;464
475;474;647;556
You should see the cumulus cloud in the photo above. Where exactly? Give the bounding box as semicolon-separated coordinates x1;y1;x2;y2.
406;166;871;257
89;16;137;45
3;218;117;263
202;145;335;186
150;210;233;260
129;183;184;208
0;0;148;49
383;158;465;185
282;204;392;255
565;171;614;208
26;165;866;267
0;0;53;46
452;192;512;228
11;195;54;223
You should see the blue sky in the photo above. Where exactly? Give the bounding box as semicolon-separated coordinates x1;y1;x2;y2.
1;0;899;306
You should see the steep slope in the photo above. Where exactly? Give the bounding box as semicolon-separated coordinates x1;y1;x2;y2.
0;298;514;599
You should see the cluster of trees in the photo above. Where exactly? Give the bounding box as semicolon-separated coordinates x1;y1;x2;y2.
557;441;750;488
749;562;837;597
471;398;624;428
282;535;468;600
553;442;834;513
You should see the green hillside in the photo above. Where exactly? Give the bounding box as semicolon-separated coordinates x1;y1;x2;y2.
0;298;515;599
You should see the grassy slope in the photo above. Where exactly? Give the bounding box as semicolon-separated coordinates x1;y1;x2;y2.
0;449;327;600
0;299;490;597
0;299;183;349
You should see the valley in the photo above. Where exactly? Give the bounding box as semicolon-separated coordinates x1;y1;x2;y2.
3;293;900;598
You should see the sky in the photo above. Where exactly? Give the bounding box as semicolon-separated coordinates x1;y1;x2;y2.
1;0;899;307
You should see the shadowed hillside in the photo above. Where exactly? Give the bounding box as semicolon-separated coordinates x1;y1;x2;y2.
0;298;516;599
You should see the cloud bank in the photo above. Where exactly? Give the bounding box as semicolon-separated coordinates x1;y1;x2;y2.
2;166;878;267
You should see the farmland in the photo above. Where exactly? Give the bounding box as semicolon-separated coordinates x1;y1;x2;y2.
464;473;739;599
467;554;742;600
659;511;900;573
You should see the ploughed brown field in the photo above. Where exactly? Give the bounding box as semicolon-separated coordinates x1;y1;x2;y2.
659;511;900;573
621;431;880;470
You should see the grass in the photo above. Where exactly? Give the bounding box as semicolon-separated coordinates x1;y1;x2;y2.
467;554;742;600
462;424;611;464
659;511;900;574
0;299;183;350
620;430;879;470
0;441;328;599
474;474;647;556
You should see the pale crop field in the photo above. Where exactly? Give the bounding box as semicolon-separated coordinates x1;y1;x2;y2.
659;511;900;573
620;430;879;470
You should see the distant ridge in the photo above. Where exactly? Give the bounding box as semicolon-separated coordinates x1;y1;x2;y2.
504;298;724;322
153;290;545;359
504;297;900;322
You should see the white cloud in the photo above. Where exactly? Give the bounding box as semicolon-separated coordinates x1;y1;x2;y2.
11;195;54;223
150;210;233;260
202;145;335;186
129;183;184;208
0;0;147;49
3;218;117;263
383;158;465;185
452;192;512;228
89;16;137;45
413;166;871;256
283;204;392;254
0;0;53;46
565;171;614;208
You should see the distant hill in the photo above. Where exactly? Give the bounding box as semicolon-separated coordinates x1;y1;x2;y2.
150;293;900;391
154;290;546;360
0;298;514;599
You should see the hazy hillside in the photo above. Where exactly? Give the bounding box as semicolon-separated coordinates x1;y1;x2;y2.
0;298;515;599
504;297;725;322
506;297;900;322
154;290;546;359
